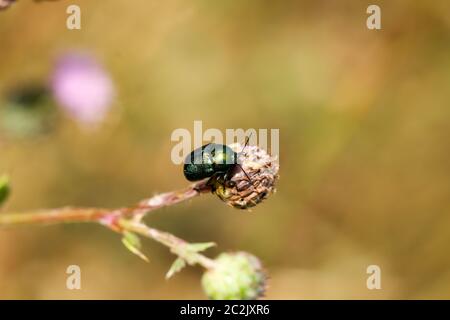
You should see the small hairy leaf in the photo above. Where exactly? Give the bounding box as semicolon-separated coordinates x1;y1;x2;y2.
186;242;216;253
166;257;186;279
122;231;149;262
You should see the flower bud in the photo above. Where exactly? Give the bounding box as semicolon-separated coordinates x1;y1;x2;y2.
201;251;266;300
212;143;279;209
0;174;10;206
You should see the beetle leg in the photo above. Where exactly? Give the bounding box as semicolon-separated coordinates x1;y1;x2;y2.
205;172;221;191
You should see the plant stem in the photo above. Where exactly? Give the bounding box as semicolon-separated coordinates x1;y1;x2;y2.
0;207;109;225
119;219;216;270
0;180;211;228
0;180;216;271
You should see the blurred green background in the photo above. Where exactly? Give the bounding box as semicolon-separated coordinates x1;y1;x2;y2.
0;0;449;299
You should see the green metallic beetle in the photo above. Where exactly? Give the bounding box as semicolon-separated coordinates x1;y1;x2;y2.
183;140;251;187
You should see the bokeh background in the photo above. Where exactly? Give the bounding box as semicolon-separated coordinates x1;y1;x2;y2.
0;0;449;299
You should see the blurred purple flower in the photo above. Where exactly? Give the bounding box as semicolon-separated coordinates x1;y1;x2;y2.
0;0;16;10
51;53;114;125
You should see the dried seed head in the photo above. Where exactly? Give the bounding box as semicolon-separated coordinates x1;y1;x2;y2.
212;143;279;209
201;251;267;300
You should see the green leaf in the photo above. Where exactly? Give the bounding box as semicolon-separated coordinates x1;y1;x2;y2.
121;231;149;262
166;257;186;279
186;242;216;253
0;175;10;206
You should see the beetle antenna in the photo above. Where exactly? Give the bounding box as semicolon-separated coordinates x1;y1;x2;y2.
240;133;252;153
238;134;255;186
237;164;252;183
